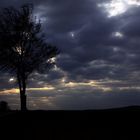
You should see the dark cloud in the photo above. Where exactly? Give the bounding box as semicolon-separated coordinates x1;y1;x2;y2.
0;0;140;109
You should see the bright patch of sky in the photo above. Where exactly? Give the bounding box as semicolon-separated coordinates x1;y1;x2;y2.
9;78;15;82
98;0;140;17
69;32;75;38
113;32;124;38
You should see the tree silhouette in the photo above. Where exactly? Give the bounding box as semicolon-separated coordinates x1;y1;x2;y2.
0;4;59;111
0;101;10;112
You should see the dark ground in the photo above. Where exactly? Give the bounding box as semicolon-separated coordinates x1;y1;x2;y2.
0;106;140;140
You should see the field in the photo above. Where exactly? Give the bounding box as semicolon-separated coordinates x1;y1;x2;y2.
0;107;140;140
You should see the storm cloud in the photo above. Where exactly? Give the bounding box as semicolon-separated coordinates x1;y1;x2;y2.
0;0;140;109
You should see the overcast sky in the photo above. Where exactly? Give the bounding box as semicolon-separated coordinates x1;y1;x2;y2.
0;0;140;110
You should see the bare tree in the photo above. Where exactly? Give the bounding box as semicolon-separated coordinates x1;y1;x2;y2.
0;4;59;111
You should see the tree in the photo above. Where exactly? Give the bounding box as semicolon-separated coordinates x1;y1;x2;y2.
0;4;59;111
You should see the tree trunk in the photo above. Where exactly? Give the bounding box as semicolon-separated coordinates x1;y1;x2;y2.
17;72;27;111
20;91;27;111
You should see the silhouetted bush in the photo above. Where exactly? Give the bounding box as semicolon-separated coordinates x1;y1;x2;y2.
0;101;10;112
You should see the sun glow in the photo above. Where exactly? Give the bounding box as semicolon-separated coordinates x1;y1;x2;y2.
127;0;140;5
0;88;19;94
28;87;55;91
0;87;55;95
98;0;140;17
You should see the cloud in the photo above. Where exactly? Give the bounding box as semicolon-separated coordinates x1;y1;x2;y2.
1;87;140;110
0;0;140;109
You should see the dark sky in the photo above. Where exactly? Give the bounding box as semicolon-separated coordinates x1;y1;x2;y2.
0;0;140;110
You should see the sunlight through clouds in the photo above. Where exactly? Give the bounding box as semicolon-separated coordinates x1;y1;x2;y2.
98;0;140;17
1;0;140;110
98;0;127;17
70;32;75;38
0;88;19;94
126;0;140;5
113;32;124;38
9;78;15;82
0;87;55;95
